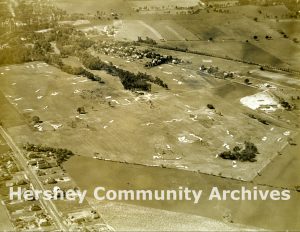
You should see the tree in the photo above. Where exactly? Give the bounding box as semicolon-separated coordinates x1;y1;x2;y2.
207;104;215;110
219;141;258;162
244;78;251;85
265;35;272;40
77;107;86;114
32;116;41;124
239;142;258;162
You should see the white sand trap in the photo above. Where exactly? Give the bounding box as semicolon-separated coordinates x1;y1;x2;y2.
232;161;237;168
50;123;62;130
173;78;183;85
23;109;34;112
164;119;183;123
240;92;280;112
14;97;23;101
163;71;173;75
153;155;162;160
73;20;90;26
190;115;198;121
223;143;230;150
51;92;59;96
189;133;203;141
37;96;43;99
142;122;154;126
262;137;267;141
111;100;120;105
283;131;290;136
34;124;43;132
176;165;188;169
178;136;193;144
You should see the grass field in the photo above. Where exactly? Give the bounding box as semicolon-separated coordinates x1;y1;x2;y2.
52;0;132;14
64;155;300;231
0;58;297;182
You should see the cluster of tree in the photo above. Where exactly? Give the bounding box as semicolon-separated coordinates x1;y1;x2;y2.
137;36;157;45
219;141;259;162
80;53;168;91
279;98;295;111
246;113;269;125
0;31;54;65
23;143;74;165
31;40;53;60
144;52;179;68
43;54;104;84
61;64;103;83
38;26;168;91
0;45;33;65
199;65;234;79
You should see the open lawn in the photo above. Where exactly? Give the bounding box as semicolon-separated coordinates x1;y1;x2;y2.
0;59;297;181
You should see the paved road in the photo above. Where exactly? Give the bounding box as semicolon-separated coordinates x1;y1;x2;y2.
0;126;68;231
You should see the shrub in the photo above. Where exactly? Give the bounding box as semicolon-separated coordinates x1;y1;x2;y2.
207;104;215;110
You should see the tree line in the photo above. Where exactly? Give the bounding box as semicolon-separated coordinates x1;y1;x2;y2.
79;52;168;91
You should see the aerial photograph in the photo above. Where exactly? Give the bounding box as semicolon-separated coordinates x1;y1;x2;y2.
0;0;299;231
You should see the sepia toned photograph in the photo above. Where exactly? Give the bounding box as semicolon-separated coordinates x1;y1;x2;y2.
0;0;299;231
